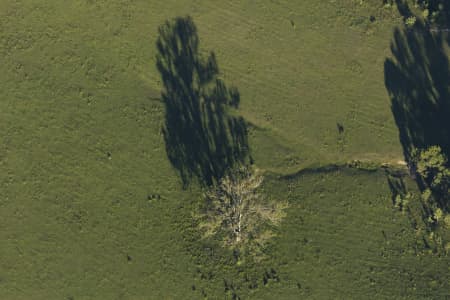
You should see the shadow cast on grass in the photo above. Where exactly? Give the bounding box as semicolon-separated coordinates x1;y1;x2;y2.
156;16;250;187
416;0;450;28
384;21;450;172
394;0;450;33
384;18;450;222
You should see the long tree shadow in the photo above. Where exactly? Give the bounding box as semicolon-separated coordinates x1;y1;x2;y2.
384;20;450;173
156;16;250;187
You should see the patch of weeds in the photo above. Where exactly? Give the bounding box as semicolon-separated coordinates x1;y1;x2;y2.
347;160;379;171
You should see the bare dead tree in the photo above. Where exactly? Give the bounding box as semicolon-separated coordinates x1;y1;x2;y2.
200;166;287;251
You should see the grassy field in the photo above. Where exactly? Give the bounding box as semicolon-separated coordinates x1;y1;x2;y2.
260;168;449;299
0;0;449;299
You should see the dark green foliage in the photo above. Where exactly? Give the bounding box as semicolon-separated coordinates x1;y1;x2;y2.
414;146;450;186
156;16;250;187
413;146;450;212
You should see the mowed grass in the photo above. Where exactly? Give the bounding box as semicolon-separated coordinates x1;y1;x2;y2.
0;0;448;299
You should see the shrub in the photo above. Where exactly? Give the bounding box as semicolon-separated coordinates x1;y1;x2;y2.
405;16;417;27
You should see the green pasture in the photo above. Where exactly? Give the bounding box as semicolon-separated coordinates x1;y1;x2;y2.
0;0;448;299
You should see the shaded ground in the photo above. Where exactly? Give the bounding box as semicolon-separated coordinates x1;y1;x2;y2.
156;16;250;187
416;0;450;27
384;20;450;168
385;6;450;232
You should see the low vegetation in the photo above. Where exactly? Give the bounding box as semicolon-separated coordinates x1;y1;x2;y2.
0;0;448;299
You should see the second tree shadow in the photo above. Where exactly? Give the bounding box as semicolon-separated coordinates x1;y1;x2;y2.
384;20;450;168
156;16;250;187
